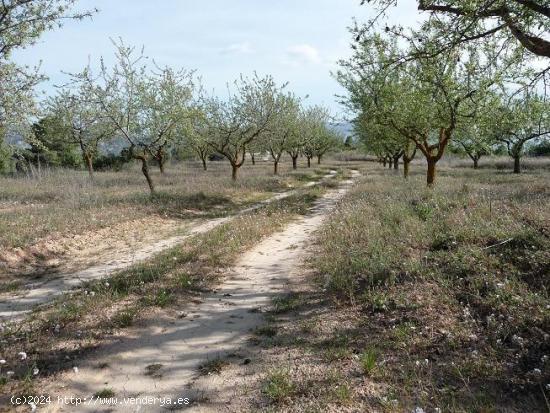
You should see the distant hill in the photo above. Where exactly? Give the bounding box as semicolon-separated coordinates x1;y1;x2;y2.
328;121;354;140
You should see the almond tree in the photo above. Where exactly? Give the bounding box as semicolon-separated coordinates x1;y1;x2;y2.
204;74;282;180
261;92;301;175
1;0;95;140
452;124;493;169
302;106;331;168
71;41;195;192
360;1;550;73
285;124;304;170
183;104;212;171
0;63;37;145
337;33;498;186
139;65;195;174
47;87;113;177
313;127;340;165
493;91;550;173
355;112;415;176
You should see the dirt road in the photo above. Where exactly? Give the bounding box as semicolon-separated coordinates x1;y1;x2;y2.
0;172;337;323
42;172;358;412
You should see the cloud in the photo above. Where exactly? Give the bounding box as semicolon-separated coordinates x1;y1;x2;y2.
220;42;254;55
286;44;322;64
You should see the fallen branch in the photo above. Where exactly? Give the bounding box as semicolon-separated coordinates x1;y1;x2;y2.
483;238;514;250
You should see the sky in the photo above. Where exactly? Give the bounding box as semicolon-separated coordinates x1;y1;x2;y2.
13;0;419;117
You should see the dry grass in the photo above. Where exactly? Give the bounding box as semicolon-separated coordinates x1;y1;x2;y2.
0;185;326;402
0;159;350;250
238;161;550;412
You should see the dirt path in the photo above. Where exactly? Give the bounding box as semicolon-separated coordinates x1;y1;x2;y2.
42;172;358;413
0;172;337;323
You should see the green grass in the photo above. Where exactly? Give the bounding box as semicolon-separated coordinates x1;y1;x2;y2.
262;369;297;403
358;348;378;376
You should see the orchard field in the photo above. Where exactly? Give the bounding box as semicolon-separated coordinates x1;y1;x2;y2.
1;0;550;412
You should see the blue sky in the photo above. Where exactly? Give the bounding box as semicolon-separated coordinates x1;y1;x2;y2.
13;0;418;116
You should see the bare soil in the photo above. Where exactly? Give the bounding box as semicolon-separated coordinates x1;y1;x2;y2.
0;173;337;323
39;173;357;412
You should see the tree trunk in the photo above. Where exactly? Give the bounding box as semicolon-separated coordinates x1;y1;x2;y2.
382;158;387;167
201;156;207;171
231;163;239;180
307;157;311;168
473;158;479;169
387;158;393;169
393;156;399;170
274;160;279;175
292;156;298;170
513;155;521;174
403;158;410;179
251;152;255;165
158;156;165;174
140;158;155;194
427;158;437;187
317;155;322;164
84;153;94;178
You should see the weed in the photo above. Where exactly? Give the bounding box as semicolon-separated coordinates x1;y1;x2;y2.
112;308;137;327
93;388;115;398
359;348;378;376
144;363;163;378
331;383;352;404
272;294;303;313
177;272;194;289
148;290;174;308
262;369;297;403
198;357;228;375
254;325;278;337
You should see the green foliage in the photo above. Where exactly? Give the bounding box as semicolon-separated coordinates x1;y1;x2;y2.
199;73;284;177
337;24;509;184
528;139;550;157
92;149;133;171
27;116;82;168
0;139;14;173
